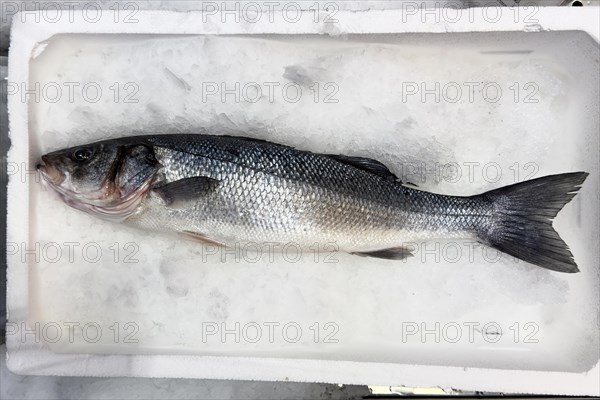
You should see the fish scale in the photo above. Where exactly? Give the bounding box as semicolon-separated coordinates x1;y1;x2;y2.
138;135;486;249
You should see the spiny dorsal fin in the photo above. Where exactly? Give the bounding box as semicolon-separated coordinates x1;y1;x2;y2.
325;154;399;181
153;177;219;208
218;135;407;184
221;135;293;149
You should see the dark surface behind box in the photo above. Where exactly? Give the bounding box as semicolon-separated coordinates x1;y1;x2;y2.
1;56;8;344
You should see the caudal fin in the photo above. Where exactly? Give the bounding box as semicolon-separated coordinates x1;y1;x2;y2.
479;172;588;273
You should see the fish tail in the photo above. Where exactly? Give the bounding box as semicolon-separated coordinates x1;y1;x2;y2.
477;172;588;273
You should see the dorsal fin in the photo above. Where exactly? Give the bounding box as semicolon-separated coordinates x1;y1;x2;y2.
218;135;414;185
221;135;271;145
221;135;293;149
325;154;399;181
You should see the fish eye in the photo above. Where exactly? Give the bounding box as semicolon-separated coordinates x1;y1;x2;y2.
72;147;94;162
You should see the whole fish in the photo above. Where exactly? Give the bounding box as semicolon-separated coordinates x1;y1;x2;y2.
37;134;588;273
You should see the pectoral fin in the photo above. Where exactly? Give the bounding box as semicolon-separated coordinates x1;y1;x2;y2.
153;177;219;208
351;246;414;260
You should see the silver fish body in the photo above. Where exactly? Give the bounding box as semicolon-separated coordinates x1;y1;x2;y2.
37;134;588;272
132;136;484;249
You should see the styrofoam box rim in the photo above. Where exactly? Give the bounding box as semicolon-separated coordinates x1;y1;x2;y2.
6;7;600;395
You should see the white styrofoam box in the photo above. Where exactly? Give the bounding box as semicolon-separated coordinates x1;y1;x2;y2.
6;6;600;396
0;0;473;50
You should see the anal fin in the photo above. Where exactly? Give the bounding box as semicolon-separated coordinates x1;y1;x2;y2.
351;246;414;260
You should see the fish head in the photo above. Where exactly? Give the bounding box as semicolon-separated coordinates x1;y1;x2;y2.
37;140;161;221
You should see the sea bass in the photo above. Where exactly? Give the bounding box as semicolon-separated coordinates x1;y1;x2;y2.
37;134;588;273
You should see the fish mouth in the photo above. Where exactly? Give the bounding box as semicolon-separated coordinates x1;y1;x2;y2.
37;155;65;186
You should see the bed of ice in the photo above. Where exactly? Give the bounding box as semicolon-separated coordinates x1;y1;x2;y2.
25;31;599;372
